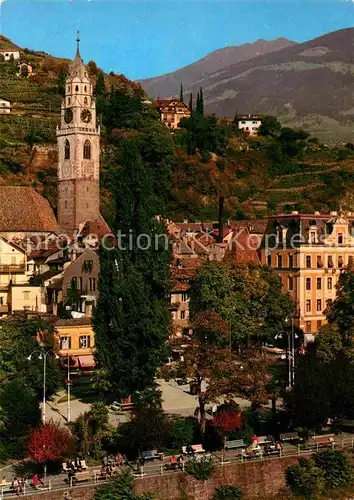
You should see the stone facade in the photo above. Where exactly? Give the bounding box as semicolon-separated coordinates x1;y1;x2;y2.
57;41;100;233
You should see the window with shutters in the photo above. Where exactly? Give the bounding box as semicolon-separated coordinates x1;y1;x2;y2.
288;255;294;268
60;336;71;350
79;336;91;349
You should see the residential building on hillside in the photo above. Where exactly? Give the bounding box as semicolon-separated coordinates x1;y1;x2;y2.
235;114;263;135
0;49;20;61
0;235;44;317
261;211;354;334
155;98;191;129
0;97;11;114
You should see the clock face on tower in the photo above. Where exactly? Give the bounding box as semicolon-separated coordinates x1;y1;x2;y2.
81;109;92;123
64;108;73;124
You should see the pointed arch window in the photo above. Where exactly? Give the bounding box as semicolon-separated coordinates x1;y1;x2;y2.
84;97;88;105
75;85;79;92
67;97;71;105
65;139;70;160
83;140;91;160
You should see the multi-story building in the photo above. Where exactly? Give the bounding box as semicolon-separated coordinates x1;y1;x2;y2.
155;98;191;129
261;211;354;334
55;317;95;374
235;114;263;135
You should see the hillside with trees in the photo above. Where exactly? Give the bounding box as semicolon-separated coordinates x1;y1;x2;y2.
1;35;354;224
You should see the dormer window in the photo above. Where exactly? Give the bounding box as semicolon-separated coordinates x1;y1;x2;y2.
338;232;343;244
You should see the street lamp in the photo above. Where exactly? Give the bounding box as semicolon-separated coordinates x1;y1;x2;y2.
275;314;298;389
27;349;59;424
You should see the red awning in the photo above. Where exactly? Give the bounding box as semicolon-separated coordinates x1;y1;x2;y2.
78;355;95;368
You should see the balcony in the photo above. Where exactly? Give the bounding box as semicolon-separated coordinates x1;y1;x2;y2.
0;264;26;273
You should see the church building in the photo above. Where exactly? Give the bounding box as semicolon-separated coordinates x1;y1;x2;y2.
57;37;101;233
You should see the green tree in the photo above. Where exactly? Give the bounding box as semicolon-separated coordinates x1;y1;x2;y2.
0;320;61;398
196;87;204;116
314;450;353;490
286;458;325;498
179;82;184;103
326;267;354;345
258;116;281;137
189;261;292;346
213;485;243;500
95;70;106;96
94;138;171;399
56;70;68;96
188;92;193;111
0;380;41;456
95;468;154;499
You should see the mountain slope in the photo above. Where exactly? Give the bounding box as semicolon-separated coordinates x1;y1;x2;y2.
139;38;295;98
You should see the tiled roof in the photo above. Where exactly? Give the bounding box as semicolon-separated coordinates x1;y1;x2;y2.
225;227;261;265
0;187;59;233
78;216;112;240
55;318;92;326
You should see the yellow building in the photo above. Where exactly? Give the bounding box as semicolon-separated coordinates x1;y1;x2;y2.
0;235;44;316
155;98;191;129
55;318;95;373
261;211;354;334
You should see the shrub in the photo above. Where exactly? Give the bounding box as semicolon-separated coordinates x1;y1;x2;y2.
95;467;154;499
169;418;195;449
185;456;215;480
212;485;243;499
314;450;353;489
286;458;325;498
27;421;75;465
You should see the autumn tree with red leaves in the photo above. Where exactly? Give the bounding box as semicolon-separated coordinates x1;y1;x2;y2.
27;421;74;466
212;410;243;436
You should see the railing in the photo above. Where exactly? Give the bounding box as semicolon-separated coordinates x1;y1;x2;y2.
0;264;26;273
1;437;354;497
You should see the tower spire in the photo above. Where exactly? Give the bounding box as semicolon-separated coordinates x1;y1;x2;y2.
76;30;80;57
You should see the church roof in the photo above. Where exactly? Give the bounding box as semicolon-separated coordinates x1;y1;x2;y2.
0;187;59;233
68;44;89;80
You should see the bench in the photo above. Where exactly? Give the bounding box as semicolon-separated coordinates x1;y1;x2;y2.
111;401;135;411
310;434;335;448
73;471;92;484
341;419;354;429
258;436;272;445
182;444;205;454
280;432;299;442
224;439;245;450
141;450;163;461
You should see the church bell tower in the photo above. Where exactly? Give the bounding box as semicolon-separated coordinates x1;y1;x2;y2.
57;34;100;233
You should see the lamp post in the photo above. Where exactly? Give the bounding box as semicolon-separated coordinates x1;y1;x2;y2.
27;348;59;424
284;313;298;388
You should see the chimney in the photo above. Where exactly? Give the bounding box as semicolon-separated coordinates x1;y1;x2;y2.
218;196;225;243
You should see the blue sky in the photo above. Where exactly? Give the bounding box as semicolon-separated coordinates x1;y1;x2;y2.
0;1;353;80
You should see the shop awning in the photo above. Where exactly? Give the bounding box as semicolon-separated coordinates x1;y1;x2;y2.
78;355;95;368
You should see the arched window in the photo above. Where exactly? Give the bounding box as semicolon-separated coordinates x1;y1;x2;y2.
84;85;87;92
83;140;91;160
84;97;88;105
67;97;71;105
75;85;79;92
64;139;70;160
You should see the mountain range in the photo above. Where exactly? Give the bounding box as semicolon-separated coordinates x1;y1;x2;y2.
140;28;354;142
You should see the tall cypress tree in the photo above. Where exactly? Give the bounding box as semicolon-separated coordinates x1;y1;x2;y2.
199;87;204;116
179;82;184;103
95;71;106;96
94;137;171;399
196;91;200;114
188;93;193;112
